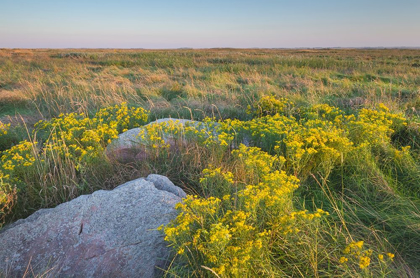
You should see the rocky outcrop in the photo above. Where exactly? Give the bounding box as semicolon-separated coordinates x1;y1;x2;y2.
0;174;185;277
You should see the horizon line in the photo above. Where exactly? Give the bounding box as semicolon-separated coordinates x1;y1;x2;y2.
2;46;420;50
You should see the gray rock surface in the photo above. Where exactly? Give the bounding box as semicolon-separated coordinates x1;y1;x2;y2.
146;174;187;198
0;175;185;278
105;118;214;163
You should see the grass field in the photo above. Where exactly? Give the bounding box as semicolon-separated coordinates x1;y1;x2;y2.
1;48;420;277
1;48;420;121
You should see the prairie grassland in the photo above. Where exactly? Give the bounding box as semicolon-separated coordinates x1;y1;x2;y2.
1;48;419;122
0;49;420;277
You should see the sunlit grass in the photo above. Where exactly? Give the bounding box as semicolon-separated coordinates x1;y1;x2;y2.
0;49;419;277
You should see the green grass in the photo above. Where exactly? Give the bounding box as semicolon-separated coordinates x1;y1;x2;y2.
1;48;419;123
0;48;419;277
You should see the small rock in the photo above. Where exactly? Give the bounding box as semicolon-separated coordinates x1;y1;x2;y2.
146;174;187;198
106;118;215;163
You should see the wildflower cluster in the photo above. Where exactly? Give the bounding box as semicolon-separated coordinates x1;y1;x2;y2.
0;169;15;223
0;140;38;223
348;103;406;145
36;112;118;168
163;195;270;276
1;141;37;180
35;103;148;168
162;145;329;277
222;111;353;177
303;103;346;124
247;95;294;117
0;97;411;275
161;98;410;277
94;103;148;133
0;121;12;151
138;118;232;151
282;119;353;176
340;241;395;272
0;103;149;222
222;99;409;180
199;167;234;197
221;114;297;151
0;121;9;137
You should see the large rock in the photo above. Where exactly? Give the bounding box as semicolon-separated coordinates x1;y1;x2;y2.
0;174;185;277
106;118;215;163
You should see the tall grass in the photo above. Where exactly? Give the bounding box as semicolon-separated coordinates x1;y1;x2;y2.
1;49;419;124
1;49;419;277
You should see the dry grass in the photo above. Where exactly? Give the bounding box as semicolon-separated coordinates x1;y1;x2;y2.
0;48;419;277
1;48;419;125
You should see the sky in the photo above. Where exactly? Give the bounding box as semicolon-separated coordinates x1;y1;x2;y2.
1;0;419;48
